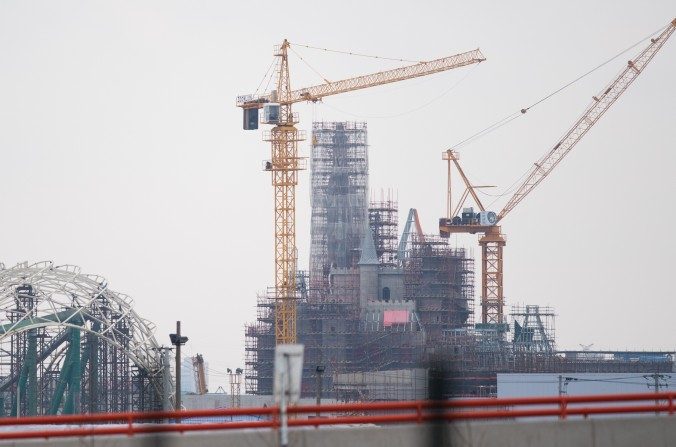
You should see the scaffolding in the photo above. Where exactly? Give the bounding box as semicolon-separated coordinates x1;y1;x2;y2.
309;122;369;301
244;278;426;398
243;119;676;400
245;226;674;400
511;305;555;354
228;369;242;408
246;294;361;397
403;235;475;343
244;294;274;395
368;194;398;267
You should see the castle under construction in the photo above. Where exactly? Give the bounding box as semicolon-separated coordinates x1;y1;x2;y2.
244;122;674;401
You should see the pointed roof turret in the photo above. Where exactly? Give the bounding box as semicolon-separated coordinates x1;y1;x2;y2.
358;222;379;266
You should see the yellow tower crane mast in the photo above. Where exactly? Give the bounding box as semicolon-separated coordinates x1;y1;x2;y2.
440;18;676;328
238;41;486;344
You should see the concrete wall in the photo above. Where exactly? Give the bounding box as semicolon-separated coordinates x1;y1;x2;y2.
498;373;676;398
4;416;674;447
333;368;428;400
359;264;378;309
361;268;411;326
328;268;359;304
362;301;415;326
378;268;404;302
181;393;337;410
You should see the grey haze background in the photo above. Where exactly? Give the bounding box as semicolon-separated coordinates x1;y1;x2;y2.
1;1;674;390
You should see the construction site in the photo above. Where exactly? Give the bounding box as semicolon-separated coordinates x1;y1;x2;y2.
0;7;674;429
233;20;676;403
243;118;674;401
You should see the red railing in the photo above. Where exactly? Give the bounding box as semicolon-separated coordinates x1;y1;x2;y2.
0;392;673;440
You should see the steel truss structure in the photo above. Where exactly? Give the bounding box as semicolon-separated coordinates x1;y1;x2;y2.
0;262;169;416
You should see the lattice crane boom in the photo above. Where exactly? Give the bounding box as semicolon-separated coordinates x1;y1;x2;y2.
498;19;676;222
238;40;485;345
439;18;675;327
237;48;485;107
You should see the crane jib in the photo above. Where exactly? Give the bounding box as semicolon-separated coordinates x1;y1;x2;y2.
236;48;485;108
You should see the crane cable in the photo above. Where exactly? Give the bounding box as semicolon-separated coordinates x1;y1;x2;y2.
263;59;278;94
321;63;480;119
451;23;668;151
290;42;424;63
288;45;332;84
480;166;533;209
253;57;277;97
289;43;437;95
288;41;479;117
454;22;669;209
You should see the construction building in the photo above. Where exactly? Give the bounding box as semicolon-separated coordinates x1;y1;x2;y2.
244;121;674;401
246;122;475;399
309;121;369;300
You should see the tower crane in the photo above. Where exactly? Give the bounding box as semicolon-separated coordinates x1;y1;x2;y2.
238;41;486;345
439;18;675;328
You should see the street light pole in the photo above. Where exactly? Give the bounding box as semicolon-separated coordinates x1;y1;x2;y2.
169;321;189;414
315;365;325;418
558;375;577;396
175;322;181;412
644;372;671;415
280;354;290;447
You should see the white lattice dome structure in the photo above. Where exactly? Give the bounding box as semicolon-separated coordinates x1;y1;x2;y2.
0;261;169;415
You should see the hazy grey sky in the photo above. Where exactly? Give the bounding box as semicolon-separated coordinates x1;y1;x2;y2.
1;1;674;389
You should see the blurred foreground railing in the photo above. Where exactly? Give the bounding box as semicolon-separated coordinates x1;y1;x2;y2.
0;391;673;440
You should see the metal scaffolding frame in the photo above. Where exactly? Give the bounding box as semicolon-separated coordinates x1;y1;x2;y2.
403;235;475;342
309;121;368;301
511;305;555;354
368;195;399;267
